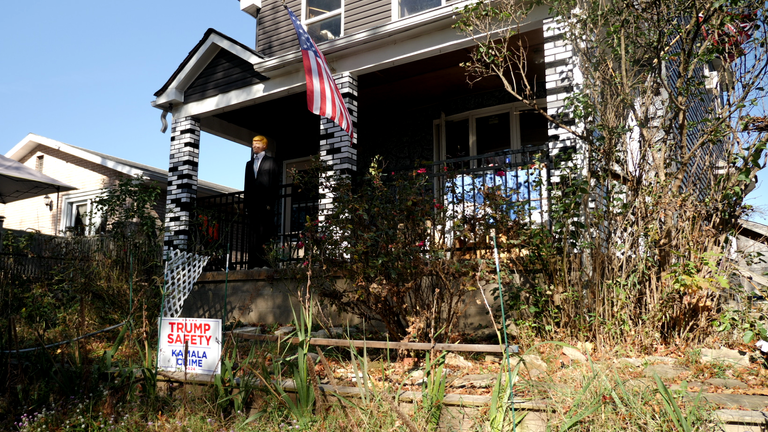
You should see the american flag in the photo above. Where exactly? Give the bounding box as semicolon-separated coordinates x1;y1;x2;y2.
699;12;757;61
286;6;354;139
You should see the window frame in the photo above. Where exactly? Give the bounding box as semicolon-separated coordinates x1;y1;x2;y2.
302;0;344;42
434;102;548;162
392;0;445;20
433;102;550;226
59;190;106;236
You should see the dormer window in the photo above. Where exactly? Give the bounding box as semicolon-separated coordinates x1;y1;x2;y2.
304;0;342;43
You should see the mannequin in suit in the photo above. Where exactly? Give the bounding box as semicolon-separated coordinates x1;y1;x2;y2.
244;135;281;268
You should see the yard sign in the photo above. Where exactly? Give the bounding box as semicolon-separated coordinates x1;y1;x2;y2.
158;317;222;375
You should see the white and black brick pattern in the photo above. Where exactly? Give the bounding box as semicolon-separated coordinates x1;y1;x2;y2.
164;116;201;251
319;72;358;217
544;17;585;181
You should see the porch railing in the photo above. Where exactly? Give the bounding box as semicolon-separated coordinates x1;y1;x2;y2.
431;145;549;227
193;146;549;271
193;183;319;271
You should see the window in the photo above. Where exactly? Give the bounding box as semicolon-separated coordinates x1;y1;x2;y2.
304;0;342;43
397;0;441;18
60;190;106;236
395;0;466;19
433;104;550;225
434;103;549;162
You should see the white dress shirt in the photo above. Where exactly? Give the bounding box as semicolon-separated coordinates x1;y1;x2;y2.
253;152;264;180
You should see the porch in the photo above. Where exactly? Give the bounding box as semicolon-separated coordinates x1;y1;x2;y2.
191;145;549;271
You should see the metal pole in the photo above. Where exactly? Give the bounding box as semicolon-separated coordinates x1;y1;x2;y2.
492;229;515;429
223;241;230;326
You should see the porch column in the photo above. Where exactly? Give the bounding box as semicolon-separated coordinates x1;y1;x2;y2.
164;116;201;251
318;72;358;219
543;17;583;176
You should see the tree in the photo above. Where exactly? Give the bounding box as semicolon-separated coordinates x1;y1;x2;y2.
454;0;768;344
293;157;475;343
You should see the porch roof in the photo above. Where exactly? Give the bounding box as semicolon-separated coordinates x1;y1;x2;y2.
151;4;550;117
153;28;269;107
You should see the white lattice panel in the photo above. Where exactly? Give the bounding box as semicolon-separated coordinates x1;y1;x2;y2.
163;249;209;318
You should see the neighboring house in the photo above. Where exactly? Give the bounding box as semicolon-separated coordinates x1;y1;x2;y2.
0;134;238;236
735;219;768;294
149;1;727;251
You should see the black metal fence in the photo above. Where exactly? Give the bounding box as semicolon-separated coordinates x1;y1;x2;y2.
192;191;249;270
0;147;549;276
0;229;157;281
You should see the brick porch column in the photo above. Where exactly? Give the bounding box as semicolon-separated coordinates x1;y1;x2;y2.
164;116;201;251
544;17;580;162
318;72;358;219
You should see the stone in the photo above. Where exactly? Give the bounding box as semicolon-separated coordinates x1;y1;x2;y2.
450;374;497;388
512;355;548;372
643;364;688;380
668;381;706;391
485;355;502;363
698;393;768;410
310;329;329;338
700;348;750;368
274;326;295;336
232;326;261;335
331;327;357;336
562;347;588;363
445;353;473;369
406;370;425;385
704;378;748;389
618;358;643;367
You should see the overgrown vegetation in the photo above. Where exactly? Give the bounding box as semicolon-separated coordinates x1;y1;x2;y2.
1;176;164;428
3;0;768;429
450;0;768;345
287;156;483;343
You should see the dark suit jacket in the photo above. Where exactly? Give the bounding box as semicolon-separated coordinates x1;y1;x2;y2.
244;153;281;219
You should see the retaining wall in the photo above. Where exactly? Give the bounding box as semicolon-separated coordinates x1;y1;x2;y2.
183;269;498;332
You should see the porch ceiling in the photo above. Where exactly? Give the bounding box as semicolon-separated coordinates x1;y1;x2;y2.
199;28;543;152
205;92;320;159
358;28;545;110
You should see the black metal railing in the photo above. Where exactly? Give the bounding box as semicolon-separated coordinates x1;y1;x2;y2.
431;145;549;226
193;147;549;271
193;183;320;271
192;191;248;270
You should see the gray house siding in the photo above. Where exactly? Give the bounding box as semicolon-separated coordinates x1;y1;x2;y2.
258;0;392;58
346;0;391;35
258;0;303;58
185;49;269;103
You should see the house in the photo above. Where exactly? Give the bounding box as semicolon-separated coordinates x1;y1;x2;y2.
0;133;238;236
734;219;768;294
150;0;738;256
151;0;560;253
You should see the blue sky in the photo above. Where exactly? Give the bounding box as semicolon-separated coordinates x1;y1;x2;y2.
0;1;255;190
1;1;767;222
